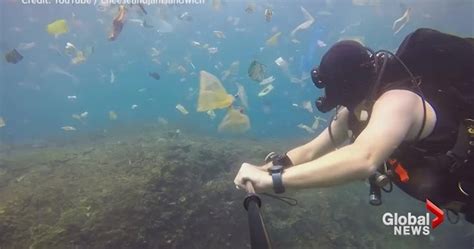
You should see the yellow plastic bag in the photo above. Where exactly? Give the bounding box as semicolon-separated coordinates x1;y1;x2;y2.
218;108;250;134
197;71;234;112
46;19;69;36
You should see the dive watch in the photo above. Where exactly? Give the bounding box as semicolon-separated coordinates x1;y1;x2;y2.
268;165;285;194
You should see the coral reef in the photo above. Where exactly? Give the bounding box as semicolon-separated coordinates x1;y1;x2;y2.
0;125;471;249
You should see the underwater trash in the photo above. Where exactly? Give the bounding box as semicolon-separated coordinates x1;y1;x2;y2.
258;84;274;97
72;114;81;121
221;60;240;80
150;47;160;58
176;104;189;115
312;116;327;130
208;47;219;54
71;51;86;65
264;8;273;22
213;30;226;39
245;3;256;13
45;64;79;83
80;112;88;118
110;70;115;84
297;124;315;134
260;76;275;86
67;95;77;100
340;21;361;34
236;83;249;109
17;42;36;51
4;49;23;64
266;32;282;46
179;12;193;22
109;111;118;120
197;70;234;112
207;110;216;120
317;40;327;47
248;60;266;82
65;42;77;56
218;107;250;134
138;88;147;92
191;41;202;47
274;56;289;72
302;101;313;113
157;117;168;125
131;104;138;110
392;7;411;35
0;116;5;128
108;5;126;41
291;39;301;44
149;72;161;80
291;6;315;38
46;19;69;36
61;126;76;131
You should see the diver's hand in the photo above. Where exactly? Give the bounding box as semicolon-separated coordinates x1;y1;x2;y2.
234;163;272;193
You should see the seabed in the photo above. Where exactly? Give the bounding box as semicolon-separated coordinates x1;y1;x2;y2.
0;124;471;249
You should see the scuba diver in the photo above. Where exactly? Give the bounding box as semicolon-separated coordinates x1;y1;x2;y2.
234;28;474;223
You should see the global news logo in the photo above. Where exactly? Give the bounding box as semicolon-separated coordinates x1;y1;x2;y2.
382;199;444;236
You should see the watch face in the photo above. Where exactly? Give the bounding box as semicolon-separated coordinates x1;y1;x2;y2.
270;165;284;173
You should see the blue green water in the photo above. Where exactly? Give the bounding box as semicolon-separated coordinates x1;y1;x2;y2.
2;0;472;143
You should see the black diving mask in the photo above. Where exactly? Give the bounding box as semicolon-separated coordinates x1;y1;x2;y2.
311;66;340;113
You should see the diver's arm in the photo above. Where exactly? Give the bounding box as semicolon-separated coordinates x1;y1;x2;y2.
286;107;350;166
281;90;419;189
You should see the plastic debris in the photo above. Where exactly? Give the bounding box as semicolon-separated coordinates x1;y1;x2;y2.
67;95;77;100
46;19;69;36
109;111;118;120
291;6;315;37
4;49;23;64
392;8;411;35
108;5;126;41
301;101;313;113
221;61;240;80
317;40;327;47
312;116;327;130
297;124;315;134
259;76;275;85
61;126;76;131
110;70;115;84
274;57;289;72
218;107;250;134
197;71;234;112
266;32;282;46
80;112;88;118
207;110;216;120
138;88;147;92
248;60;266;82
179;12;193;22
264;8;273;22
235;83;249;109
65;42;77;56
213;30;226;39
176;104;189;115
131;104;138;110
17;42;36;51
208;47;219;54
258;84;274;97
149;72;160;80
71;51;86;64
0;117;5;128
245;3;256;13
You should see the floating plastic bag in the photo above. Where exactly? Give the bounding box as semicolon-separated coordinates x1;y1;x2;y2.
197;71;234;112
218;108;250;134
46;19;69;36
